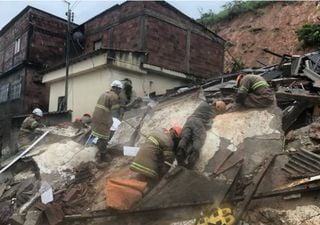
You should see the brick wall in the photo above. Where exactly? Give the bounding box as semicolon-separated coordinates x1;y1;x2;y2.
25;68;49;112
145;17;187;73
189;33;224;78
28;10;67;66
0;11;29;74
81;1;224;79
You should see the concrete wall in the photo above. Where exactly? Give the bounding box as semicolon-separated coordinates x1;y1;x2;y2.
46;65;184;120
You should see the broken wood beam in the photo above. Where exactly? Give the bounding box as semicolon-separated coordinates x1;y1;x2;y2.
276;92;320;105
234;155;275;225
263;48;291;59
232;181;320;202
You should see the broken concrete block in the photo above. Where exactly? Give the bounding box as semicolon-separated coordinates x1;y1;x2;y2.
32;140;97;190
137;90;204;145
6;213;24;225
23;210;42;225
196;106;283;175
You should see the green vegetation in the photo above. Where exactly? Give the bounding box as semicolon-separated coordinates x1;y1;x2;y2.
296;24;320;47
197;1;276;26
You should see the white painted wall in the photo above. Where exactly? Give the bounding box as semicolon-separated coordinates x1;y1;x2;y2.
47;66;185;120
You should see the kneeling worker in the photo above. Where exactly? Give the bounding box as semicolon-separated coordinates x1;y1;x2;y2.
130;126;182;179
235;73;274;108
17;108;44;151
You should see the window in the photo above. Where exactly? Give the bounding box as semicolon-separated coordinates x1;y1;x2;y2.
93;40;102;50
57;96;65;111
10;79;21;100
0;84;9;103
14;38;21;54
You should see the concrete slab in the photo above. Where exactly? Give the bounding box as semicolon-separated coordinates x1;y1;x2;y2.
137;90;205;145
196;106;283;175
32;140;97;190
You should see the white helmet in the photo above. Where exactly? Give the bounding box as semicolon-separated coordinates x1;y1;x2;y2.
111;80;123;89
32;108;43;117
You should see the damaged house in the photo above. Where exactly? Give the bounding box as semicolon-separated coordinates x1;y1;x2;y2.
41;1;225;119
0;6;68;152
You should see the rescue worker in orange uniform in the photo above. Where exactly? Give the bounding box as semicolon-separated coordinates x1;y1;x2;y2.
130;126;182;179
177;101;226;168
88;80;123;162
17;108;44;151
235;73;274;108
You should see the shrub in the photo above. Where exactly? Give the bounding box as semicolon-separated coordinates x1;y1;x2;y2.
197;0;276;26
296;24;320;47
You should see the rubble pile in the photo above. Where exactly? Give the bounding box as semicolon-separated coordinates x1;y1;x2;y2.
1;50;320;225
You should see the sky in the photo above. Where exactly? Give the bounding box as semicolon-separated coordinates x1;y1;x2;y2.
0;0;230;30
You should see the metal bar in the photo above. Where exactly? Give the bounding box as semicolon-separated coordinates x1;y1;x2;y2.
290;155;320;171
288;159;316;173
234;155;275;225
232;181;320;202
300;148;320;161
64;203;211;220
281;167;298;175
296;151;320;166
285;163;307;174
0;130;50;175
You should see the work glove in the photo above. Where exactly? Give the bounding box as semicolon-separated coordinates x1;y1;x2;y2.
176;148;186;166
186;150;199;169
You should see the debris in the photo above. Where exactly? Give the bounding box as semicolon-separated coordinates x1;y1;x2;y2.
234;155;275;225
0;131;50;175
39;181;53;204
44;203;64;225
23;210;42;225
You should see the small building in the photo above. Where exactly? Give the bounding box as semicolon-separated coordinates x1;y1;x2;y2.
0;6;68;150
42;1;225;119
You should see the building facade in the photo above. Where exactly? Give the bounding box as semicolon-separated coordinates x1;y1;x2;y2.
43;1;225;120
0;6;68;150
76;1;225;78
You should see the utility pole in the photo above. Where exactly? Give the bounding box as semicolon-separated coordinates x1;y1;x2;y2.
64;0;71;111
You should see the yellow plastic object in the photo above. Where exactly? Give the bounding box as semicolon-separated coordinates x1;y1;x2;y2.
195;207;235;225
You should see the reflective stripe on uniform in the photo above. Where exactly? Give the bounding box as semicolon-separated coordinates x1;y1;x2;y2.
96;104;110;112
130;162;158;178
148;136;160;146
20;128;31;133
91;130;109;140
239;86;248;93
31;121;38;127
252;80;269;90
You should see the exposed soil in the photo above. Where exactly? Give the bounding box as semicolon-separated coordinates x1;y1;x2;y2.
211;1;320;72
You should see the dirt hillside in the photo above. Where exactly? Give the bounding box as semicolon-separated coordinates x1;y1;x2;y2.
211;1;320;72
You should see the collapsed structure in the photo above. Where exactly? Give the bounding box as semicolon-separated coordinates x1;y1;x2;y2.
1;49;320;225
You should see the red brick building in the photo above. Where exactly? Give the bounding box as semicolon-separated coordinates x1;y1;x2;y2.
74;1;225;79
0;6;68;150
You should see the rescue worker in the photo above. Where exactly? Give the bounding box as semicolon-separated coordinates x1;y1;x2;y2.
119;78;141;119
235;73;274;108
177;101;225;168
17;108;44;151
89;80;123;162
130;126;182;180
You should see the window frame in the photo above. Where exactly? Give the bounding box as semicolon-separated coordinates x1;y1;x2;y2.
14;37;21;54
